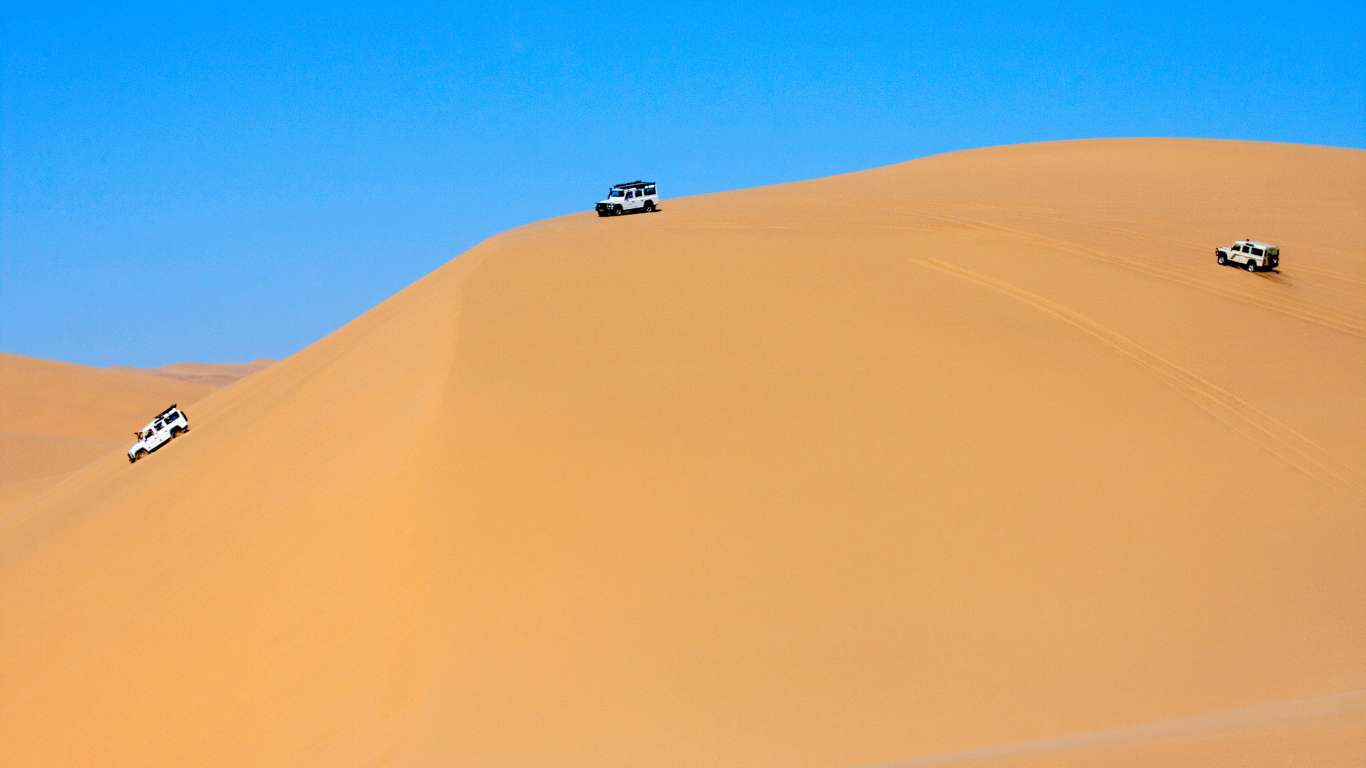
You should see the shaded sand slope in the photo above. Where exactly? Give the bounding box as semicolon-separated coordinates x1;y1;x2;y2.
0;354;218;495
2;140;1364;766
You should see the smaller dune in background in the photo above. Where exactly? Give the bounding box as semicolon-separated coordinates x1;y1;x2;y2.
118;358;274;388
0;354;268;495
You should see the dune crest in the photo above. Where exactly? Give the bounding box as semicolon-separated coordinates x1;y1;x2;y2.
1;140;1363;766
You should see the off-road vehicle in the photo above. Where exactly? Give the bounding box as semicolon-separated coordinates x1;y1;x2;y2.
128;404;190;463
1216;239;1280;272
595;181;658;216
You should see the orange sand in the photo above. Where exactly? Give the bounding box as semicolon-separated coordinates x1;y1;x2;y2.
1;140;1363;766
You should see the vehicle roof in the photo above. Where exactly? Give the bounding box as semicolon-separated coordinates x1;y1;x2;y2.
1237;239;1278;248
612;180;655;189
139;404;181;431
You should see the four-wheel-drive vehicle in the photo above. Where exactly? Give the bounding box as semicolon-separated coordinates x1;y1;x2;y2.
128;404;190;463
596;180;658;216
1216;239;1280;272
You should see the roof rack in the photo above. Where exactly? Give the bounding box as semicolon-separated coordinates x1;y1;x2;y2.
613;180;654;189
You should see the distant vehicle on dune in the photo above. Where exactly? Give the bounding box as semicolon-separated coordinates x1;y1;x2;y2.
128;404;189;463
596;180;659;217
1216;239;1280;272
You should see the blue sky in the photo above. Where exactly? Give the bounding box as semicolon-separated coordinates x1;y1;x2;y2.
3;2;1363;368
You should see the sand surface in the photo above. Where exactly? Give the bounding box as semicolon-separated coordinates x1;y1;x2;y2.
1;140;1363;766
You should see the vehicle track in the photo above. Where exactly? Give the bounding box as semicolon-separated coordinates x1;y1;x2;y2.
989;212;1366;291
945;204;1366;282
910;255;1363;492
902;210;1366;339
874;688;1366;767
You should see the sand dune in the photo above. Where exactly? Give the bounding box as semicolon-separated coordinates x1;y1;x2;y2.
1;140;1363;766
0;354;226;497
113;358;274;388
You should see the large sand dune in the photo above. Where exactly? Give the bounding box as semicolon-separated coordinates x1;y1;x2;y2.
1;140;1363;766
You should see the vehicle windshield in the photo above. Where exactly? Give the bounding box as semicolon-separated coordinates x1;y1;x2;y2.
609;189;625;197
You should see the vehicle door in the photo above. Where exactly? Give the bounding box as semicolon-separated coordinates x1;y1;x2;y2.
147;421;169;450
624;189;636;211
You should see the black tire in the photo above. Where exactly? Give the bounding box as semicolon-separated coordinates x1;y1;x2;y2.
135;450;147;462
614;205;623;216
1245;260;1257;272
643;200;655;213
1217;252;1226;265
171;427;183;439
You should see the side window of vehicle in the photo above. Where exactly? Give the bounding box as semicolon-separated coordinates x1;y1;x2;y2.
645;186;656;195
1251;247;1264;257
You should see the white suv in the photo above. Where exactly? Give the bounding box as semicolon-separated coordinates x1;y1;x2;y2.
128;404;190;463
596;181;658;217
1216;239;1280;272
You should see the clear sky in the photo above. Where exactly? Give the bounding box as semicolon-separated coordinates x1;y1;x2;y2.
3;2;1363;368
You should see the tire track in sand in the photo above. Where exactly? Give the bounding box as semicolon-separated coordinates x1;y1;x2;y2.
902;211;1366;339
911;255;1363;492
941;206;1366;290
871;688;1366;767
978;211;1366;298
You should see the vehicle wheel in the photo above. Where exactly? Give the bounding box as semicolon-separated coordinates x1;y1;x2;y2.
644;200;655;213
1245;260;1257;272
614;205;623;216
1217;253;1226;265
135;450;146;462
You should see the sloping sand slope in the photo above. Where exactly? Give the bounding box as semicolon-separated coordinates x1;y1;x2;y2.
1;140;1363;766
0;354;218;495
